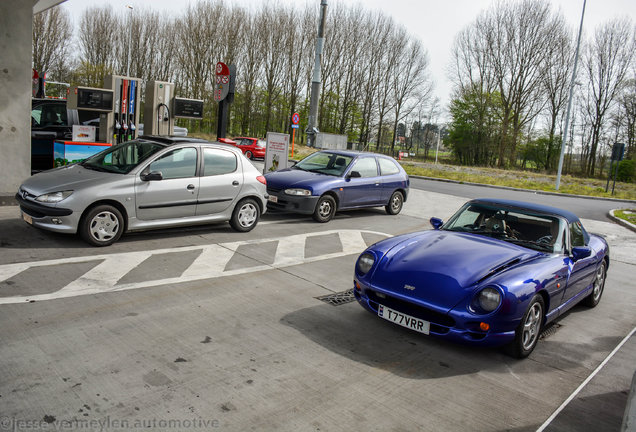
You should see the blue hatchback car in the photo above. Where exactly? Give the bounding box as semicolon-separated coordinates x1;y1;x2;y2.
264;150;409;222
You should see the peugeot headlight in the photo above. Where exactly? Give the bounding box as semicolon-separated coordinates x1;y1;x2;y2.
474;287;502;313
284;188;312;196
35;190;73;203
357;252;375;275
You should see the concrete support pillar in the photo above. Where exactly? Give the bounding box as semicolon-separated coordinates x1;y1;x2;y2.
0;0;36;199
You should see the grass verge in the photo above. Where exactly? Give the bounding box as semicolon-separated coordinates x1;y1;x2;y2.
613;209;636;225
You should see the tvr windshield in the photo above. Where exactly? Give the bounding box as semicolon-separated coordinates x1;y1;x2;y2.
442;203;567;254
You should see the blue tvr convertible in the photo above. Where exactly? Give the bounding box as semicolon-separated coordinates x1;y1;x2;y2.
354;199;610;358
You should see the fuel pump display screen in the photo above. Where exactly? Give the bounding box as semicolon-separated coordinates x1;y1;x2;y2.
173;97;204;119
68;87;114;112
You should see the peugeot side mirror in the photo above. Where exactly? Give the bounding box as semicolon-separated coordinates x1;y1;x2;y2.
141;171;163;181
430;217;444;230
347;171;361;179
571;246;591;261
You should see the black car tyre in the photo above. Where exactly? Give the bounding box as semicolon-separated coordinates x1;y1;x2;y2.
80;204;124;247
245;150;253;160
583;261;606;308
230;198;260;232
313;195;336;223
385;191;404;215
509;294;544;358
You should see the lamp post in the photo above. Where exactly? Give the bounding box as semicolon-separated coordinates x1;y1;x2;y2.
126;5;133;77
555;0;585;190
306;0;328;147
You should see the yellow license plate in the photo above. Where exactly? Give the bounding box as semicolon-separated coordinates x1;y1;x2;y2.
22;212;33;224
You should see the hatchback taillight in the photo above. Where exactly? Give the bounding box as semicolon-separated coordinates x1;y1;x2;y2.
256;175;266;185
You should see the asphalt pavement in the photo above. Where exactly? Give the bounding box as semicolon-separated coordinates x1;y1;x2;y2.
0;169;635;431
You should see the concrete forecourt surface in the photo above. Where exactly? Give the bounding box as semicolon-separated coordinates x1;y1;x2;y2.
0;180;634;431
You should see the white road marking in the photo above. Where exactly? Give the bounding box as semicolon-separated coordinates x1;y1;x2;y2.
536;325;636;432
0;229;388;305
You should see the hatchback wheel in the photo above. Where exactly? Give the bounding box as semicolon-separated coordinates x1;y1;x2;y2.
230;198;260;232
509;294;544;358
313;195;336;223
385;191;404;215
245;151;253;160
80;205;124;247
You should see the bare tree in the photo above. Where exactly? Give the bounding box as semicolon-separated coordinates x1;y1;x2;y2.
390;38;432;154
582;18;635;175
618;77;636;157
77;7;119;86
235;13;264;136
32;6;72;80
541;17;574;170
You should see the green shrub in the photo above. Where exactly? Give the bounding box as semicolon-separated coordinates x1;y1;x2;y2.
616;159;635;183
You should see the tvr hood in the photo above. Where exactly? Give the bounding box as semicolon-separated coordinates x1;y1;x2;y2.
368;230;541;311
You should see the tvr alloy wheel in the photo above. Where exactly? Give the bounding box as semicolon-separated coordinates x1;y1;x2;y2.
80;205;124;247
509;294;544;358
584;261;606;307
230;198;260;232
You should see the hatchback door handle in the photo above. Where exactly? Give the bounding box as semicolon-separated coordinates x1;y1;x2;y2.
232;181;239;186
187;184;196;190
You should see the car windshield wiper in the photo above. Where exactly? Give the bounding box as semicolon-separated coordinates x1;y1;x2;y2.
81;162;116;173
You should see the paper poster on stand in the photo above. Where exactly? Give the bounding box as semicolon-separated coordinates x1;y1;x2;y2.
264;132;290;173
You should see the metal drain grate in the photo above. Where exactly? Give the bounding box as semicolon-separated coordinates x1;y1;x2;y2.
316;289;356;306
539;323;562;340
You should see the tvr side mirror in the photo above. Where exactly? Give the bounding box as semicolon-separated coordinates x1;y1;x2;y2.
430;217;444;230
571;246;591;261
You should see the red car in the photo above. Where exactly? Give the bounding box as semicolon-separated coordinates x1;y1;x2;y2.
232;137;267;160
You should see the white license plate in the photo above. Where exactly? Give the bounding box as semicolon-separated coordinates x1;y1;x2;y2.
378;304;430;335
22;212;33;225
268;195;278;203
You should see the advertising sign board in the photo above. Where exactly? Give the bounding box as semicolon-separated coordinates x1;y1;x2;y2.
72;125;97;142
264;132;290;173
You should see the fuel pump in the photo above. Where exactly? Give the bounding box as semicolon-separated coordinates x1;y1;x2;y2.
102;74;141;144
144;80;175;136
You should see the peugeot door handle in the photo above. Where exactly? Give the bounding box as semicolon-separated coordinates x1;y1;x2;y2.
232;181;240;186
187;184;196;190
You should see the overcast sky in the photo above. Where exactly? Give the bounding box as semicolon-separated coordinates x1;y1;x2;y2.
63;0;635;117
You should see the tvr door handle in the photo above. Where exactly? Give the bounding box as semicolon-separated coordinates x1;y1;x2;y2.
232;181;240;186
187;184;196;190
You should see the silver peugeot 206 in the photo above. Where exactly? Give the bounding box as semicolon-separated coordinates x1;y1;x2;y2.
16;136;268;246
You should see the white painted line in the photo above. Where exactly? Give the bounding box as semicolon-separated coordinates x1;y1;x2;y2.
536;325;636;432
0;229;389;305
180;244;236;279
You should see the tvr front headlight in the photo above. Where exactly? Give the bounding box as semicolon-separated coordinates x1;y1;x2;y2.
473;287;502;313
284;188;312;196
35;190;73;203
357;252;375;275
